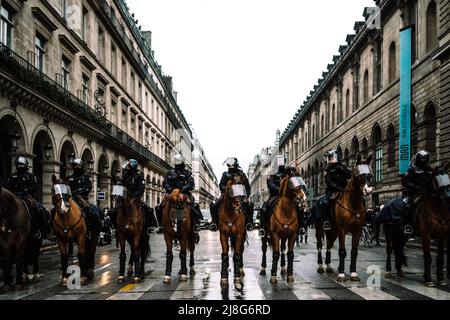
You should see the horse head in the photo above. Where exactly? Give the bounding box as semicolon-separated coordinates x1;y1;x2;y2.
432;164;450;198
281;167;307;207
110;182;128;211
51;174;72;215
353;154;374;196
225;174;247;215
169;189;188;208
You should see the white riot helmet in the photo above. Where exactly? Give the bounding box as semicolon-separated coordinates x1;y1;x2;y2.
275;155;286;172
173;154;185;168
225;157;239;170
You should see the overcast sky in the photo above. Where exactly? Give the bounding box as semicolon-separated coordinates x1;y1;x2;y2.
126;0;375;179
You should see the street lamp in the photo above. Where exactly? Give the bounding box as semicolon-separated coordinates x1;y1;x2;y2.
68;152;76;164
44;144;53;161
10;130;20;153
88;159;94;173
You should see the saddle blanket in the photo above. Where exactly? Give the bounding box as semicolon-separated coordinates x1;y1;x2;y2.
375;197;405;223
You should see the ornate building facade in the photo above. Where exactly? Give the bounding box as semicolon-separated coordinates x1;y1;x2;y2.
0;0;197;209
279;0;449;207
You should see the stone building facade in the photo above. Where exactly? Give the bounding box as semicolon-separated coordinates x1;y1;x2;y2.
279;0;449;207
0;0;196;210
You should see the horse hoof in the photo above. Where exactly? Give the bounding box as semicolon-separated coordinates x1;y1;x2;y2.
425;282;435;287
134;277;141;284
62;278;68;286
385;272;393;279
287;275;294;283
180;275;188;282
190;268;196;276
270;276;277;284
317;265;324;274
337;274;346;282
164;276;171;284
326;267;334;274
87;269;95;281
32;274;40;282
280;268;287;276
234;280;243;292
117;276;125;283
260;268;266;276
239;268;245;277
350;272;361;282
80;277;88;286
127;268;134;277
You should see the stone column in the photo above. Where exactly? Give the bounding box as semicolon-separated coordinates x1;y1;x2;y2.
90;171;98;205
98;174;111;209
41;160;61;209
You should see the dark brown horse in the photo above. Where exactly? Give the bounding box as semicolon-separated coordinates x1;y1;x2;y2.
413;164;450;286
51;175;88;286
162;189;196;284
383;221;408;278
0;186;31;290
316;155;373;282
219;174;248;291
111;184;150;283
269;169;307;283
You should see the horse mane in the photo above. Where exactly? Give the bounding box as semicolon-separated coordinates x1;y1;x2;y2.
279;175;290;197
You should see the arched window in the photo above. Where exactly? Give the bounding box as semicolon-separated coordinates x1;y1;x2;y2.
332;104;336;128
321;115;324;138
371;125;383;183
345;89;350;119
351;136;359;163
363;70;369;104
336;145;343;161
362;138;368;159
411;104;418;158
424;103;437;154
344;148;349;166
389;42;396;83
387;124;396;168
426;1;438;52
312;124;315;144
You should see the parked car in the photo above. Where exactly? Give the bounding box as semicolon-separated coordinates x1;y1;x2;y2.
199;209;212;230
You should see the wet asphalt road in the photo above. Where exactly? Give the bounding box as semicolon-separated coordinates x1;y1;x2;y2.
0;229;449;300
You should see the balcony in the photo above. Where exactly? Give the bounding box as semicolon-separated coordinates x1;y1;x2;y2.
0;42;172;171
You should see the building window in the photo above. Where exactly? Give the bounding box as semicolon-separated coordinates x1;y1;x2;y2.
332;104;336;128
121;57;127;87
351;136;359;164
389;42;396;83
411;105;418;158
387;124;395;168
426;1;438;53
374;38;382;94
81;74;89;104
363;70;369;104
82;6;89;43
111;99;118;124
121;108;127;130
138;81;142;106
345;89;350;119
35;34;45;72
130;71;135;99
98;26;105;63
62;56;71;90
424;103;437;155
372;126;383;183
407;0;418;63
0;5;14;48
353;64;360;111
321;115;324;138
59;0;67;19
111;45;117;77
362;138;368;159
312;125;315;144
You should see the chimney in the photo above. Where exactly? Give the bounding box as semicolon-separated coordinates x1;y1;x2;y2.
163;76;173;92
142;31;152;48
173;91;178;102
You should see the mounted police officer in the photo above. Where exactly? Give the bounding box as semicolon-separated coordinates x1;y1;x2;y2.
68;158;102;238
7;157;50;239
309;149;352;230
210;157;253;231
156;154;203;237
258;155;307;237
401;150;434;236
121;159;157;234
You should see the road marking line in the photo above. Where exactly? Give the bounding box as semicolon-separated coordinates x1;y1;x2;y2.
385;277;450;300
119;284;136;292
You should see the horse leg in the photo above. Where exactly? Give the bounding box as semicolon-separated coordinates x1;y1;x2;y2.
117;235;126;283
437;238;447;286
260;235;268;276
128;252;134;277
422;235;433;286
189;237;196;276
325;232;334;274
280;238;287;275
164;233;174;284
179;241;188;282
239;237;245;277
286;236;295;283
220;232;230;286
1;261;13;291
393;229;405;277
270;233;280;284
232;234;244;291
385;225;393;278
350;234;360;282
132;238;142;283
316;224;324;273
57;240;69;286
32;240;42;282
76;234;87;285
447;237;450;279
15;241;26;287
337;232;347;282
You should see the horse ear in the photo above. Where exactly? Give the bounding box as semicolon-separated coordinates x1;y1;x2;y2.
356;154;362;165
52;174;57;185
366;155;373;165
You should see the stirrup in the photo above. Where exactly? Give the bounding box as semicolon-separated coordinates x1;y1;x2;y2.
258;229;265;238
209;223;218;232
246;223;254;232
323;221;331;231
298;228;306;236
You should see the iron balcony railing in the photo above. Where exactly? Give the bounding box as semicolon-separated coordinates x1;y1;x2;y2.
0;42;172;171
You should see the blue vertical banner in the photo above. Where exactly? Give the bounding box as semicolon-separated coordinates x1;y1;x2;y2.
399;27;412;174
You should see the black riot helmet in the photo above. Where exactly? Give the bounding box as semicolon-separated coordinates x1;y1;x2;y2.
15;157;29;172
71;158;85;173
325;149;339;164
415;150;430;169
122;159;139;175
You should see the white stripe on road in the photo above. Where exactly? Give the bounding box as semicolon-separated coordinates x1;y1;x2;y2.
291;282;332;300
107;269;164;300
347;285;399;300
385;277;450;300
170;273;204;300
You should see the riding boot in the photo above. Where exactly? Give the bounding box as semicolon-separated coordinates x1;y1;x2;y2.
155;205;164;233
322;197;332;231
141;203;153;235
210;202;219;231
402;198;414;237
191;203;203;233
77;253;87;278
81;207;92;240
258;205;267;237
245;204;253;231
296;207;306;235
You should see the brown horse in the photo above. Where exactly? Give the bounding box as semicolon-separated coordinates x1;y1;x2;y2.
111;184;150;283
412;164;450;286
269;168;307;283
219;174;248;291
51;175;88;286
316;155;373;282
162;189;196;284
0;186;31;290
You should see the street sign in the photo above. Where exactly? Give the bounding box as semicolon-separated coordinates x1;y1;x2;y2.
97;192;106;201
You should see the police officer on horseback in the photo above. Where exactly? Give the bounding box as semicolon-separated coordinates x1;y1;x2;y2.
401;150;434;236
258;155;307;237
121;159;157;234
68;158;101;237
156;154;203;237
7;157;50;239
210;157;253;230
309;149;352;230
